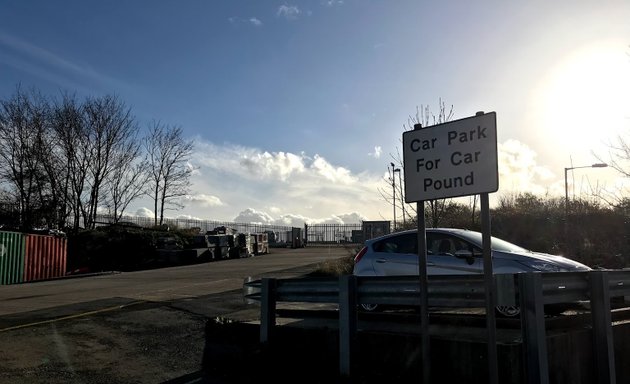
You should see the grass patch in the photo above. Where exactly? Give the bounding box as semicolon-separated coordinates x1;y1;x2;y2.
309;244;361;277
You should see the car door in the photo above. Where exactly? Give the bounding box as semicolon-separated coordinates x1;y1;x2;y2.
371;232;419;276
426;232;484;275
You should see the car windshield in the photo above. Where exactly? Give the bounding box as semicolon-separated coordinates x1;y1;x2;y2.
450;231;530;253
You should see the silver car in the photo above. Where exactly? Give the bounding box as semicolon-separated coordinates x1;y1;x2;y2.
353;228;591;316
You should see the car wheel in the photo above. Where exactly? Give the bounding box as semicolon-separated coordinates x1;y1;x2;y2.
495;305;520;317
359;303;379;312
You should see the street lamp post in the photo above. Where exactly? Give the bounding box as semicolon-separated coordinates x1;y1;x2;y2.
564;163;608;216
398;169;405;227
391;163;401;231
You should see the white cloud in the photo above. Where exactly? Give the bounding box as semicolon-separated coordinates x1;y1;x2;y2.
233;208;275;224
369;146;382;159
126;139;390;223
135;207;154;218
277;4;301;20
333;212;366;223
233;208;366;226
183;194;224;207
175;214;204;220
194;142;306;181
323;0;344;6
498;139;556;195
311;154;356;184
273;213;310;227
228;17;263;27
241;150;306;181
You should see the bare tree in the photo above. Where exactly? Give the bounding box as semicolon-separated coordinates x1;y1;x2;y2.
0;87;49;230
105;154;147;223
52;93;90;231
82;95;139;229
0;86;186;232
144;121;194;226
379;98;458;228
49;94;140;230
594;135;630;208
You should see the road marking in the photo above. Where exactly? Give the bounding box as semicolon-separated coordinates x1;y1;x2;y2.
0;300;146;333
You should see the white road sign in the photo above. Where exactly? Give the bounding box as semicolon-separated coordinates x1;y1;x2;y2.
403;112;498;202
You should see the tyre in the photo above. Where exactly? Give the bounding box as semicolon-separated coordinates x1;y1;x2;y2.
495;305;521;317
359;303;380;312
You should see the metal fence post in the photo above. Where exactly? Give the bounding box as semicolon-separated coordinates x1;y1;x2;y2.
589;270;616;384
260;278;277;344
339;274;357;378
518;272;549;384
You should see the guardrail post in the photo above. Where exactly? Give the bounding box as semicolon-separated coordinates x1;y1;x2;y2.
518;272;549;384
339;274;357;378
589;270;616;384
260;278;277;344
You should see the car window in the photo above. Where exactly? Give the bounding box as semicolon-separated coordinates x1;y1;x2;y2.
427;233;481;256
373;232;417;254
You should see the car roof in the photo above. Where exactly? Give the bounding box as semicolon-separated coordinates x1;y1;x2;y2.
366;228;479;243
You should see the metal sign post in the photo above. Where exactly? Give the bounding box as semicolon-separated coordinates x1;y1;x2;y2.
404;112;499;384
416;199;430;383
481;192;498;384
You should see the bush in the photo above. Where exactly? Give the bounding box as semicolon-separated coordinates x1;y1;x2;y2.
67;225;195;272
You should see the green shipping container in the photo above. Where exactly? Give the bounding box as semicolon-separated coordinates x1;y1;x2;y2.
0;231;25;285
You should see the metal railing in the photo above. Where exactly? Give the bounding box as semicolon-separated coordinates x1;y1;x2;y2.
94;214;369;245
243;270;630;383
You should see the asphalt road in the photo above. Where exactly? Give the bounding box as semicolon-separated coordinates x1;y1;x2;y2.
0;246;351;384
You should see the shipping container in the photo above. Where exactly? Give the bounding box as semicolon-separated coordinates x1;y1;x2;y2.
0;231;25;285
24;234;67;282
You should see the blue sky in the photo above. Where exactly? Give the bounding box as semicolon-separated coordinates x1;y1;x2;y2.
1;0;629;224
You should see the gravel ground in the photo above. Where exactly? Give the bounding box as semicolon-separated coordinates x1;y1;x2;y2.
0;300;209;384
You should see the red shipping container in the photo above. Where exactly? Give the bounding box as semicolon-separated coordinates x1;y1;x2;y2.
24;234;67;282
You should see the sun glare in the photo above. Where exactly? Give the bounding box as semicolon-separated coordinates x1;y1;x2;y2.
538;44;630;158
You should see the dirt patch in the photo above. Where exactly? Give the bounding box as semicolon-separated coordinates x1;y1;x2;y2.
0;303;206;384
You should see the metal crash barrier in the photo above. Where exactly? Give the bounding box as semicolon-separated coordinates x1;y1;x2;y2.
244;270;630;382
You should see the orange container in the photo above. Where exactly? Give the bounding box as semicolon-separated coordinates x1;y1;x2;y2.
24;234;67;282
